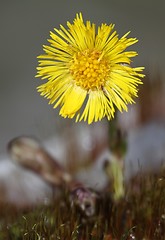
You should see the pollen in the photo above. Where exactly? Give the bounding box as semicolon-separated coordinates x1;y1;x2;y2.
69;49;110;91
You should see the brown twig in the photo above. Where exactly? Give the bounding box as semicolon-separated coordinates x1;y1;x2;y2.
7;136;98;216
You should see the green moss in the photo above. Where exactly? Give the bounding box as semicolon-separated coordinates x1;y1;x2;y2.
0;171;165;240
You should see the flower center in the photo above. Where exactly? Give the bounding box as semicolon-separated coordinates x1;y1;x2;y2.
69;49;110;91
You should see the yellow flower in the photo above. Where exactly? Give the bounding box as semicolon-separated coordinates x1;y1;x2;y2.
36;13;144;124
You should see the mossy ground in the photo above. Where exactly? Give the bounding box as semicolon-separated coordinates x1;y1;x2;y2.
0;170;164;240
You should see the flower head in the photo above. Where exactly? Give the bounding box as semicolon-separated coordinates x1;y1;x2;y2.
36;13;144;124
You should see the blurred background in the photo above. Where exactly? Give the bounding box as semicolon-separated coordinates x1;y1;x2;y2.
0;0;165;154
0;0;165;206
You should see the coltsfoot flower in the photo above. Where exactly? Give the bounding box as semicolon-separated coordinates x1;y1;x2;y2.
36;13;144;124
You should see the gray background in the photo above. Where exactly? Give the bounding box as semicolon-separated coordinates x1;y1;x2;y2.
0;0;165;154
